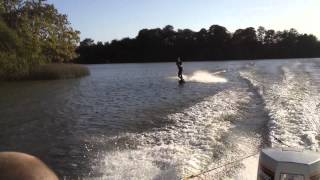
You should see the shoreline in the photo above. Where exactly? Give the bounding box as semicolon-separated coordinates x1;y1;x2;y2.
78;57;320;65
0;64;90;81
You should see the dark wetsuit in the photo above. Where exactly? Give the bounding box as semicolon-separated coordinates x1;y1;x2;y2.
176;61;183;80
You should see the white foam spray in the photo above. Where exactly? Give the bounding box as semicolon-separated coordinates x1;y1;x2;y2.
169;70;228;83
96;89;257;179
240;63;320;150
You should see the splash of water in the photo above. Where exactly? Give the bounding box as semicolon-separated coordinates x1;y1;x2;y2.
171;70;228;83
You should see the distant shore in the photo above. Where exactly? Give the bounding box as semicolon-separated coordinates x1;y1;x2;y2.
76;25;320;64
77;57;320;65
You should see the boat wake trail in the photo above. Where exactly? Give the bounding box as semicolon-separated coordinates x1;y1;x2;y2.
240;62;320;150
94;87;267;179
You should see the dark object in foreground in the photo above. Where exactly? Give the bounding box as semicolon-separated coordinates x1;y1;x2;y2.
258;148;320;179
29;64;90;80
0;152;58;180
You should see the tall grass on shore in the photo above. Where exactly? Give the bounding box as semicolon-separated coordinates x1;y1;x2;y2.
29;64;90;80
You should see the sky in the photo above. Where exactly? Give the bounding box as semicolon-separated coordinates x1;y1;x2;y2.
47;0;320;42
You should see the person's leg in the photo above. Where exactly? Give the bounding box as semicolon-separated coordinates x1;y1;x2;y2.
178;69;182;79
0;152;58;180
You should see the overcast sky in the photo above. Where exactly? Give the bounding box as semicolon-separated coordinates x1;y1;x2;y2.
48;0;320;42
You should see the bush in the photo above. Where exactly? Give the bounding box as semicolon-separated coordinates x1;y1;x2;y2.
0;18;44;80
0;53;30;80
29;64;90;80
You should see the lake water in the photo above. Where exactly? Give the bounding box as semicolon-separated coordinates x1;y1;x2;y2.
1;59;320;179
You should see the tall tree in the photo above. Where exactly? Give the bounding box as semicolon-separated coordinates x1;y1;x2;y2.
18;1;80;62
0;0;80;79
257;26;266;44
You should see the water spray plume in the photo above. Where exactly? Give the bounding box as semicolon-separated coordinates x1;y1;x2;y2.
184;71;228;83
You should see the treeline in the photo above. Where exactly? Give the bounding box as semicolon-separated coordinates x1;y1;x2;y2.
0;0;80;80
76;25;320;64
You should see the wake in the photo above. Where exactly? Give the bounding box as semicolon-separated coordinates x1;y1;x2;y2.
240;62;320;150
95;88;262;179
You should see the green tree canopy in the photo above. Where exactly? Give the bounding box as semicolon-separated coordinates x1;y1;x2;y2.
0;0;80;80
